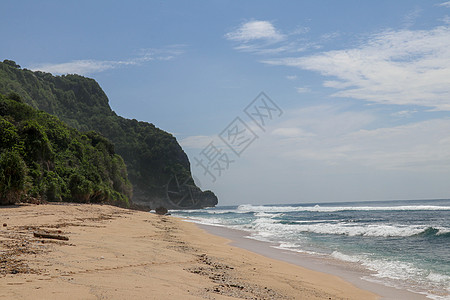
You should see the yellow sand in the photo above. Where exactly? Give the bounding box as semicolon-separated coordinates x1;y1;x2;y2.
0;203;378;299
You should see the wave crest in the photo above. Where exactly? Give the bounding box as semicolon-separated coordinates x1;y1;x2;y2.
237;204;450;213
251;219;450;237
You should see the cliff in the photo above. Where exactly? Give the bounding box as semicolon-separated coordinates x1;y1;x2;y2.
0;60;217;209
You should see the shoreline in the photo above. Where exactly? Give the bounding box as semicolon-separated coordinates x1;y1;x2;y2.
0;203;379;299
197;223;429;300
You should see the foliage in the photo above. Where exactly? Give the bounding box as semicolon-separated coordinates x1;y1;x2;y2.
2;60;20;69
0;60;217;208
0;149;28;205
0;92;132;206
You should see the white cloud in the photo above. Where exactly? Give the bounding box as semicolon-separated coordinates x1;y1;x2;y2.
225;21;322;55
180;135;215;149
402;7;422;28
29;46;185;75
390;110;418;117
225;20;285;42
295;87;310;93
188;104;450;203
319;31;341;42
341;119;450;170
252;106;450;172
263;26;450;111
289;26;310;35
30;59;133;75
234;44;292;55
276;105;376;138
442;15;450;24
224;20;298;55
286;75;297;80
271;127;314;138
180;135;231;151
437;1;450;8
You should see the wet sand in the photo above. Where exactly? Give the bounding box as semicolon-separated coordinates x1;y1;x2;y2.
1;203;378;299
199;224;429;300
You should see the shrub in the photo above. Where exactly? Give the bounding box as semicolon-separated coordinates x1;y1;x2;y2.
0;150;28;204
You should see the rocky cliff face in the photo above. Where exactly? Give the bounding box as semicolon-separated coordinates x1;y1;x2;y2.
0;60;218;209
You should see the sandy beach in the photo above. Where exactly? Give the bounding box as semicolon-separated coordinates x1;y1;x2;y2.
0;203;378;299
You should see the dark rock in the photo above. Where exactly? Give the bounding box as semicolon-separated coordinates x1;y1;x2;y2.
155;207;168;215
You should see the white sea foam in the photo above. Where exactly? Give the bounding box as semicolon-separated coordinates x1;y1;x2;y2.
331;251;450;299
294;223;430;237
181;217;228;227
366;258;417;281
173;208;250;215
175;206;450;299
331;251;362;263
273;242;319;255
254;211;283;218
292;219;330;224
176;208;448;238
436;227;450;235
237;204;450;213
426;272;450;285
174;202;450;300
248;231;275;240
249;216;446;237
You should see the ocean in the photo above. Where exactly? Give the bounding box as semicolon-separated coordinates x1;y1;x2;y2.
171;199;450;300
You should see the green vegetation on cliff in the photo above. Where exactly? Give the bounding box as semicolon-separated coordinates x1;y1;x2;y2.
0;60;217;208
0;92;132;206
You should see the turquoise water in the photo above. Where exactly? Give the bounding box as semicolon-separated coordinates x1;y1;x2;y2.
172;199;450;299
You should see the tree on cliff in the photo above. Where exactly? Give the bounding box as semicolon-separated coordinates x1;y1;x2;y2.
0;150;28;205
0;60;218;209
0;92;132;206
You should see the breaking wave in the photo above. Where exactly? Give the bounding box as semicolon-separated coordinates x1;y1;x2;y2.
237;204;450;213
251;218;450;238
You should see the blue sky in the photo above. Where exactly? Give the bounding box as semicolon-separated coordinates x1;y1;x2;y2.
1;1;450;205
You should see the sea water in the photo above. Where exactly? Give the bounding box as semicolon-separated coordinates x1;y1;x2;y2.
171;199;450;299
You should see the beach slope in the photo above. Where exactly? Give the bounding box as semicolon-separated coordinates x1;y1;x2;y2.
0;204;378;299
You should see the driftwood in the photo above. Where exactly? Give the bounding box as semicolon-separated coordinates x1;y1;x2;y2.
33;232;69;241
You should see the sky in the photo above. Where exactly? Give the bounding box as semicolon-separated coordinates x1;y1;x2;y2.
1;0;450;205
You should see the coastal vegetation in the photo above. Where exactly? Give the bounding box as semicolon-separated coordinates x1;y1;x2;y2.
0;60;217;208
0;92;132;206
